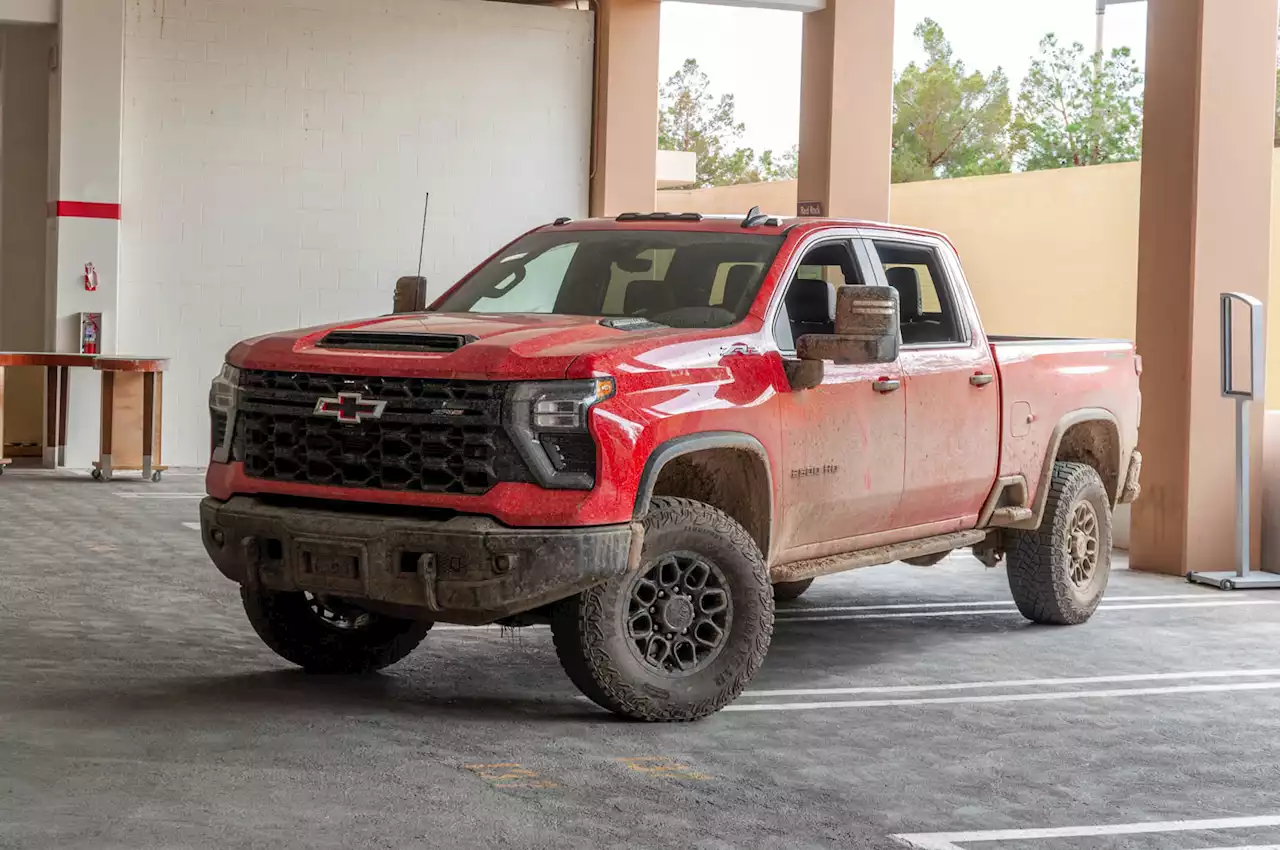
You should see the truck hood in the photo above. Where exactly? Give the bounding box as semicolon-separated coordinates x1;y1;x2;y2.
228;312;689;380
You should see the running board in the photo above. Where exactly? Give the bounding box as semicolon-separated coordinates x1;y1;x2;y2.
771;530;989;585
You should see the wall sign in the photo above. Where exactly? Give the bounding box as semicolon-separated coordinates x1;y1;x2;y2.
797;201;824;217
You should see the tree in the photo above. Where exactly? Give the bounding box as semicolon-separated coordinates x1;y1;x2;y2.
658;59;787;187
891;19;1012;183
1010;35;1144;170
759;145;799;181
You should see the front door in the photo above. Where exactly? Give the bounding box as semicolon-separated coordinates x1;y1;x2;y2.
774;238;907;557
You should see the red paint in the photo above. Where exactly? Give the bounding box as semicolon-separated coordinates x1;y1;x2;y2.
51;201;122;220
210;217;1141;565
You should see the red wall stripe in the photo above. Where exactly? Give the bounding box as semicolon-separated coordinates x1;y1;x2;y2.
49;201;122;220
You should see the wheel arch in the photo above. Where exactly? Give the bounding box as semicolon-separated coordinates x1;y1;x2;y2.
634;433;774;558
1019;409;1122;530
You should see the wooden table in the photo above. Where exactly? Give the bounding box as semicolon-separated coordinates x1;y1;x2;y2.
0;353;170;481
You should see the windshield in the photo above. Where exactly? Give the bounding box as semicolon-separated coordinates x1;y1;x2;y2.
435;229;785;329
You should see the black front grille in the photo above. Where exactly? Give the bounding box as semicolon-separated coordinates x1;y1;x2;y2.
235;370;532;495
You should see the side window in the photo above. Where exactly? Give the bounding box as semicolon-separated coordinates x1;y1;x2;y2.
872;241;964;346
772;240;861;353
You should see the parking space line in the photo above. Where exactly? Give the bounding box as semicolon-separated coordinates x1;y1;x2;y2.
894;814;1280;850
182;522;202;531
433;598;1280;633
745;667;1280;698
782;598;1280;623
113;492;204;500
725;679;1280;712
777;594;1212;616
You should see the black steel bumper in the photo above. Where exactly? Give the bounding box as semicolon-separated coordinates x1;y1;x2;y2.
200;497;638;625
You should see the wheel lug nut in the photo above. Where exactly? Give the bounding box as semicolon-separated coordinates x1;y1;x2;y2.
667;633;675;640
649;607;656;614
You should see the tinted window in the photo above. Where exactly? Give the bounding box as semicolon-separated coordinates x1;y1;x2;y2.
437;230;785;329
873;241;963;345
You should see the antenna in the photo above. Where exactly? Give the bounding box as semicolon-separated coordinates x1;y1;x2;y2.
741;205;770;228
416;192;430;278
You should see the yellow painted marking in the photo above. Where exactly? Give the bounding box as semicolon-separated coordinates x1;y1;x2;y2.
463;763;559;789
617;756;711;780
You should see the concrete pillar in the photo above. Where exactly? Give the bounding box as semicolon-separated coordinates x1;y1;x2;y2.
796;0;894;221
589;0;659;217
46;0;124;465
1130;0;1279;575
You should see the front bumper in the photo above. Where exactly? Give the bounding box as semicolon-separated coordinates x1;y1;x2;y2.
201;497;638;625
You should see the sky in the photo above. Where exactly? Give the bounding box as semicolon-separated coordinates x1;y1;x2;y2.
659;0;1150;156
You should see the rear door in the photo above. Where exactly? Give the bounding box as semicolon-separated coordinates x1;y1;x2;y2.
865;234;999;530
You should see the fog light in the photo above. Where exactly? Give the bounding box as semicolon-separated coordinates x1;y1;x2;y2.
210;528;226;548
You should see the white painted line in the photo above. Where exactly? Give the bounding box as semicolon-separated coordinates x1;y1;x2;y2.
780;598;1280;623
113;492;204;500
745;667;1280;698
725;680;1280;713
894;814;1280;850
776;593;1213;616
182;522;202;531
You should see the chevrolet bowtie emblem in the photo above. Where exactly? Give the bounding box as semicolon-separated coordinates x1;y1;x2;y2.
313;392;387;425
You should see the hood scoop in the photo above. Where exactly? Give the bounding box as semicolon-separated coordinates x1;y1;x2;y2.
317;330;479;353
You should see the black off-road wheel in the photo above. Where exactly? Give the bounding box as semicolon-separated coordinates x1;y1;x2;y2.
1006;462;1113;625
551;497;774;722
773;578;814;602
242;588;432;674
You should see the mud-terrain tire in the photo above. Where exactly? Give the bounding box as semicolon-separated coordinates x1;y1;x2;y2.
551;497;774;722
773;578;814;602
1006;462;1112;625
242;588;432;674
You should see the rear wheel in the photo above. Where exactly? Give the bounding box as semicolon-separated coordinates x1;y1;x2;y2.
551;497;774;722
772;578;814;602
1006;462;1112;625
242;588;432;674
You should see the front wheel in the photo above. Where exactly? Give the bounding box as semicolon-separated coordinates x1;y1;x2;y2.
242;588;432;674
1006;462;1113;625
551;497;774;722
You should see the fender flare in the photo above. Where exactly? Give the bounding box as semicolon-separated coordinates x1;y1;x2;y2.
1014;408;1122;531
632;432;774;522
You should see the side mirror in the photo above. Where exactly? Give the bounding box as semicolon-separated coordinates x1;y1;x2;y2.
798;285;900;365
787;285;901;390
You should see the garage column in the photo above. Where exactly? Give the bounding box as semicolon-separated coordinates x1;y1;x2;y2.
45;0;125;466
796;0;894;221
1130;0;1279;575
589;0;660;217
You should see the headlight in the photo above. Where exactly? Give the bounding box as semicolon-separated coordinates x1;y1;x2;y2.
209;363;240;413
507;378;615;490
209;364;241;462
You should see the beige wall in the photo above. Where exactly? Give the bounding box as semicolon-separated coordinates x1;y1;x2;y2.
663;155;1280;406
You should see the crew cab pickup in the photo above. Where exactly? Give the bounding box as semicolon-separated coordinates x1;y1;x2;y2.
202;212;1142;722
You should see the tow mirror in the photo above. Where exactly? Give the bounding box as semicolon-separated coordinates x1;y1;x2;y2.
787;285;901;390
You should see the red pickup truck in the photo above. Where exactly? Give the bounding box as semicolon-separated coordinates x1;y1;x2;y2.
202;212;1142;722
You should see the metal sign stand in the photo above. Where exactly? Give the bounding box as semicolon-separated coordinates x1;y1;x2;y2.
1189;292;1280;591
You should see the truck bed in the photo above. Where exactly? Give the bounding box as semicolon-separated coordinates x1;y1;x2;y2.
990;337;1142;511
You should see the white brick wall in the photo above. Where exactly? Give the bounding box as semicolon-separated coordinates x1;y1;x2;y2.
118;0;593;466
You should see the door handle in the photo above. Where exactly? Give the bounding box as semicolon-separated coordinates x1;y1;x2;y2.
873;378;901;394
970;373;995;388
